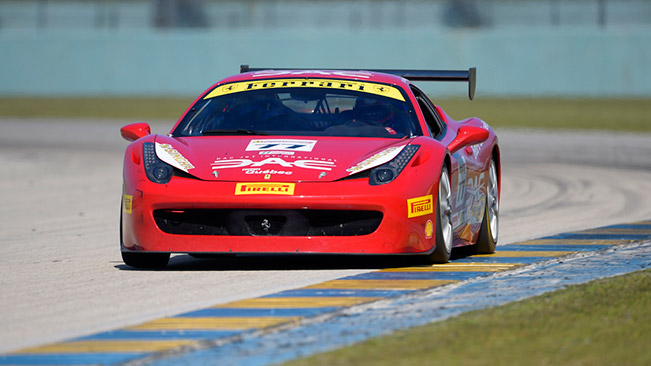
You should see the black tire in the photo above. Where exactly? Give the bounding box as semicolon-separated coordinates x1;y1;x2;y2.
427;168;453;264
121;251;170;269
475;159;499;254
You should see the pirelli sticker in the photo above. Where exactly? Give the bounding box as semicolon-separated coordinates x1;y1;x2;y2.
407;195;433;218
204;78;405;101
235;182;295;195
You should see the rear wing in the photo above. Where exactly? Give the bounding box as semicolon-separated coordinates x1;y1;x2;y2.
239;65;476;100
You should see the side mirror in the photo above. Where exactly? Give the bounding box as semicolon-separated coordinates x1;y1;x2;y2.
120;123;151;142
447;126;489;154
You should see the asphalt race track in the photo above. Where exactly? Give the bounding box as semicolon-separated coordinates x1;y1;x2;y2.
2;118;651;356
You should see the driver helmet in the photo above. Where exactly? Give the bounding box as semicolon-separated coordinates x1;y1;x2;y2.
352;97;395;127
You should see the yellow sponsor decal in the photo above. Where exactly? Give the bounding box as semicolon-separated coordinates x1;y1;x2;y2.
235;182;295;195
123;194;133;214
346;145;404;175
157;143;195;171
407;195;433;218
205;78;405;101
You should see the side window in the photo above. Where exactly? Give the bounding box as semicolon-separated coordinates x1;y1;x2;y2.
410;86;446;139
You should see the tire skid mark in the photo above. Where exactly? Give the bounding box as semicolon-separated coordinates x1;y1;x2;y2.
1;220;650;366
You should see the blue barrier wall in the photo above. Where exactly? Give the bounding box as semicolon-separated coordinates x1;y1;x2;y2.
1;27;650;97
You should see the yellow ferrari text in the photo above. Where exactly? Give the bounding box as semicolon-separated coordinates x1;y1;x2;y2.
205;78;405;101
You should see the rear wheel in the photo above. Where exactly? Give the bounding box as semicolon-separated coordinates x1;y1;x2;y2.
475;159;499;254
121;251;170;269
427;168;453;263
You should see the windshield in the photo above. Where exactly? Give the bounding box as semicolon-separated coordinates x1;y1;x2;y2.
173;81;421;138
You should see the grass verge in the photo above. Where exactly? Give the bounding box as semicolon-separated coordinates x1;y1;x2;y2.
283;268;651;366
0;97;649;132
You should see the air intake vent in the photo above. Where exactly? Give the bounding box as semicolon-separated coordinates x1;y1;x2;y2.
154;209;383;236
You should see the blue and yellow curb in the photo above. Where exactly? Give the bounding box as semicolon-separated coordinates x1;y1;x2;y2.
2;220;650;365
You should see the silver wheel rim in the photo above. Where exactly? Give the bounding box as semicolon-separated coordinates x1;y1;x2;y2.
439;170;453;253
487;161;499;242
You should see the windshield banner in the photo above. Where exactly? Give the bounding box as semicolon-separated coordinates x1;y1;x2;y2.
204;78;405;101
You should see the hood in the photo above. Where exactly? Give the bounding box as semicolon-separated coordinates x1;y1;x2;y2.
153;135;412;182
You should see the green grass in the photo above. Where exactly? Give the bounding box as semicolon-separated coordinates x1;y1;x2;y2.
284;269;651;366
0;97;649;132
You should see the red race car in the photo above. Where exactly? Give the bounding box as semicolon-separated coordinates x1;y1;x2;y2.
120;66;500;268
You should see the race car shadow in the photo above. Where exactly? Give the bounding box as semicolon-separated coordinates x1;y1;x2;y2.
115;246;477;271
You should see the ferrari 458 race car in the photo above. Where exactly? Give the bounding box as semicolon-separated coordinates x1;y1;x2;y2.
120;66;500;268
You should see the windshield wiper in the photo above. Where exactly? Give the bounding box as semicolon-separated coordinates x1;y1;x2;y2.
202;129;269;136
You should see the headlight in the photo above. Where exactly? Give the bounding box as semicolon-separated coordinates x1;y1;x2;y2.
143;142;173;184
369;145;420;185
374;168;395;183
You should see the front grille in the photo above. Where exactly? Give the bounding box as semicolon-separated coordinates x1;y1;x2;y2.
153;209;383;236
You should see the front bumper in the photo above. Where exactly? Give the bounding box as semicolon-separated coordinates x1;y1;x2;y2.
121;176;438;255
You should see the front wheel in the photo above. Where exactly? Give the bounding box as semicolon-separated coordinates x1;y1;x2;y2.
121;251;170;269
427;168;453;263
475;159;499;254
